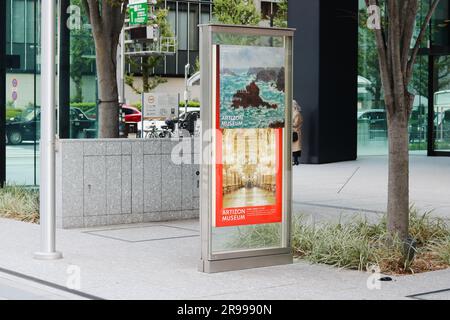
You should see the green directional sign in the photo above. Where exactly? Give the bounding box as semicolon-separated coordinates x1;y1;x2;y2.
129;2;149;25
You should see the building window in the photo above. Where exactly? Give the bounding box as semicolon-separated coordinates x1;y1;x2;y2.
7;0;39;72
357;0;431;155
261;1;279;20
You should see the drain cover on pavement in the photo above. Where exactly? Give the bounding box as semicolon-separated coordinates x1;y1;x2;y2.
86;225;199;243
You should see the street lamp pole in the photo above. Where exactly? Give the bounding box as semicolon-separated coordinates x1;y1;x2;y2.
184;63;190;116
34;0;62;260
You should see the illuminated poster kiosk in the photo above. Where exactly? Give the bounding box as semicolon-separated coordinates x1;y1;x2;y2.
199;24;295;273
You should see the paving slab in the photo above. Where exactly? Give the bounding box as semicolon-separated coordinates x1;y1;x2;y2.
293;155;450;220
1;155;450;299
0;218;450;300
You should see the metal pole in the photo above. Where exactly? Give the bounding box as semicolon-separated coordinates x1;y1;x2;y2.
35;0;63;260
0;0;6;187
118;29;125;105
141;93;145;139
184;63;190;116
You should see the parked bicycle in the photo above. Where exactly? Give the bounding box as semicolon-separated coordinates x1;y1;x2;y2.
144;124;173;139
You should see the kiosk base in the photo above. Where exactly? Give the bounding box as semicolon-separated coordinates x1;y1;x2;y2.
199;253;293;274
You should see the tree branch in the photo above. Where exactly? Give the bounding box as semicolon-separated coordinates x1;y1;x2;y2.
369;0;395;112
86;0;102;34
400;0;418;77
406;0;441;83
82;0;90;22
389;0;407;114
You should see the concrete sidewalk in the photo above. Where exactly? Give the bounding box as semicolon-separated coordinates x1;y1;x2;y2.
1;154;449;300
1;217;450;300
293;155;450;221
0;270;87;300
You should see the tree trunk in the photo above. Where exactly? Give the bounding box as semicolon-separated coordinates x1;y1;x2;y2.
75;80;83;103
374;82;381;108
95;37;119;138
142;58;150;93
387;106;410;241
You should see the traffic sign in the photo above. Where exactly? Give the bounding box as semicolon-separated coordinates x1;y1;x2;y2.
129;2;148;25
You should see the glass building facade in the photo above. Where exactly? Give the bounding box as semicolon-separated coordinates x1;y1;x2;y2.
1;0;450;187
156;0;213;76
4;0;41;185
358;0;450;156
1;0;212;186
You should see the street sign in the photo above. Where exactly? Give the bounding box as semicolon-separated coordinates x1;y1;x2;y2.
12;78;18;88
129;2;148;25
142;92;179;120
12;91;18;101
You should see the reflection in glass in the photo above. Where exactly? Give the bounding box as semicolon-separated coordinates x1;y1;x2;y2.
69;0;98;139
357;1;429;155
5;0;40;186
434;56;450;151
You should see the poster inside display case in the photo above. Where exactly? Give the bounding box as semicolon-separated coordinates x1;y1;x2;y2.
213;44;285;228
199;24;295;273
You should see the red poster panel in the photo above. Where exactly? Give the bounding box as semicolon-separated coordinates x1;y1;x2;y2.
213;45;285;228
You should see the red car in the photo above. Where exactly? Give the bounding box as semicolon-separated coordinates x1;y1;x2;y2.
85;105;142;123
122;105;142;123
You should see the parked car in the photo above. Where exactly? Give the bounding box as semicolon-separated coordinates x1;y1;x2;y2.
69;107;97;138
5;107;95;145
435;109;450;140
122;105;142;123
358;109;388;140
357;109;387;131
85;105;142;123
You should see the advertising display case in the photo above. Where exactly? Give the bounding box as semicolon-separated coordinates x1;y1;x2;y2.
199;24;295;273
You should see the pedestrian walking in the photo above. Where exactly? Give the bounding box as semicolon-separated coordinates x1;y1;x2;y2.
292;100;303;166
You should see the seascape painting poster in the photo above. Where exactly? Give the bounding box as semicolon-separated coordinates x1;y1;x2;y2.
219;45;286;129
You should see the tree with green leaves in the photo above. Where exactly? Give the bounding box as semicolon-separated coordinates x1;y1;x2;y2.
273;0;288;28
70;0;94;103
82;0;128;138
213;0;260;25
365;0;440;244
359;6;386;109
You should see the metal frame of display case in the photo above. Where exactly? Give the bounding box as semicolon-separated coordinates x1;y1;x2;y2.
198;24;295;273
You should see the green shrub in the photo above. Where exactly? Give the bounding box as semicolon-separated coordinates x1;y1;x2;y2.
6;108;23;120
70;102;96;112
228;224;281;250
231;209;450;275
179;101;200;108
432;239;450;264
0;185;39;223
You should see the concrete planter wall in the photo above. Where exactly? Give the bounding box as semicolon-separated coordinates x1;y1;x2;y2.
56;138;200;229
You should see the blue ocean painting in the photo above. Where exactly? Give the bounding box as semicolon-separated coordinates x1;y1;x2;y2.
219;45;286;129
